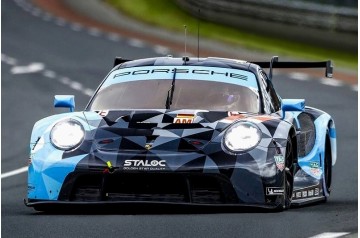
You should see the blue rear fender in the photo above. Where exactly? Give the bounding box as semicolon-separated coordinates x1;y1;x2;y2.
297;111;336;196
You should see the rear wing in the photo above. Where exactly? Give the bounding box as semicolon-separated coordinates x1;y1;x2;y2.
252;56;333;80
113;56;333;80
114;57;130;66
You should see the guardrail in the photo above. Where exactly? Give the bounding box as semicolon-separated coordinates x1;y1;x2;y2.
175;0;357;52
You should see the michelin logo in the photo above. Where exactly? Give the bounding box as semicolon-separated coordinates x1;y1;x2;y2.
266;187;284;196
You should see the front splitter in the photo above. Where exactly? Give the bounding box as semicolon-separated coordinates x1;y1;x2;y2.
24;199;282;212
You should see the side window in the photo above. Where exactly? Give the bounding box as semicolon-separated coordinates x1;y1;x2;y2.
268;80;281;112
258;70;273;113
259;70;281;112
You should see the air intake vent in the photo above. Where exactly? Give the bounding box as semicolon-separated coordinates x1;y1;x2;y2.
66;173;238;204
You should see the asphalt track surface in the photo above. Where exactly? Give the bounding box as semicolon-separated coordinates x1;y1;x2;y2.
2;0;358;237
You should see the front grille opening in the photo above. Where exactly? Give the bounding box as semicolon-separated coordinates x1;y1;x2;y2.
105;174;187;202
71;175;102;201
191;176;223;204
68;173;238;204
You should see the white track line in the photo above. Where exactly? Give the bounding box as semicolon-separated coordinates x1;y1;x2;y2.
21;5;32;12
57;77;93;97
289;72;310;81
69;81;83;91
43;70;57;78
320;78;344;87
11;63;45;74
154;45;170;55
55;17;66;26
88;27;102;37
32;7;41;13
70;23;83;31
58;76;71;85
43;12;52;18
84;88;95;97
3;52;92;97
128;38;145;48
308;232;350;238
1;166;28;179
1;54;17;65
42;14;53;22
107;33;121;42
31;9;41;17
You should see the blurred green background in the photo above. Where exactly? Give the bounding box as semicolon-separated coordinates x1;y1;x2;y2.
107;0;357;69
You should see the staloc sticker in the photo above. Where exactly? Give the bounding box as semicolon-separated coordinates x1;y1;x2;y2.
124;160;166;167
266;187;284;196
123;159;166;171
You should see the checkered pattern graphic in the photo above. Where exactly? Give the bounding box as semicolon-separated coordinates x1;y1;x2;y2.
28;107;333;206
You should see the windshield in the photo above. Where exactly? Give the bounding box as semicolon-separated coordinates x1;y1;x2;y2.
89;66;259;112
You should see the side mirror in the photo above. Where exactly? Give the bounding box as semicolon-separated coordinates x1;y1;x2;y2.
54;95;75;112
281;99;305;119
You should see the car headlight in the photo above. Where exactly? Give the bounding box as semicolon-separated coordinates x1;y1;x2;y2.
223;122;261;152
50;119;85;150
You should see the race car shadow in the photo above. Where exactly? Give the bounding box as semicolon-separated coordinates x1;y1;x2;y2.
28;199;357;215
30;203;284;215
291;199;357;211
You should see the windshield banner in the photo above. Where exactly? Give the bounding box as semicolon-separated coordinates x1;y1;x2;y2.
101;66;258;90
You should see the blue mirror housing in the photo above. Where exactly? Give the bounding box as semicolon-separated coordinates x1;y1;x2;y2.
54;95;75;112
281;99;305;119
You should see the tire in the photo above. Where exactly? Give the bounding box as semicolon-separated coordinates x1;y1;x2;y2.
283;136;295;209
324;133;332;197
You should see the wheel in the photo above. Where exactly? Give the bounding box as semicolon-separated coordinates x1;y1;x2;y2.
283;137;295;209
324;133;332;196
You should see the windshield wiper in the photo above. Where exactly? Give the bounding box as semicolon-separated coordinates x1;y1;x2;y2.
165;68;177;109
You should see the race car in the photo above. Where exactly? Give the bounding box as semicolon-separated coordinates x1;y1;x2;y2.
25;56;336;211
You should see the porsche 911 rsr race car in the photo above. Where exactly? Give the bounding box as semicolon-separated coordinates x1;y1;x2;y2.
25;56;336;211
